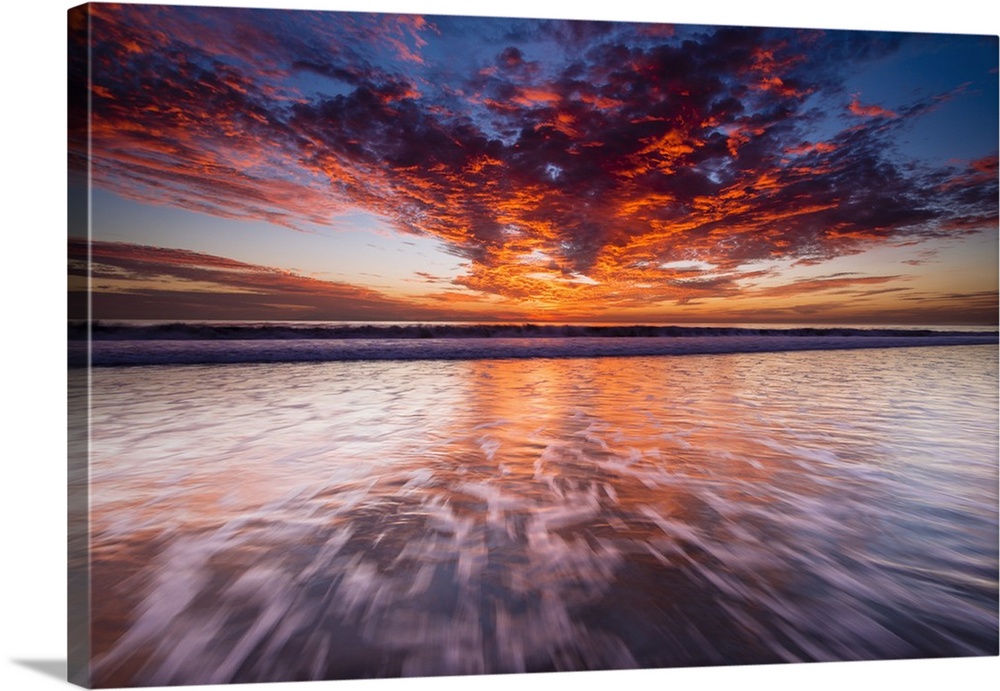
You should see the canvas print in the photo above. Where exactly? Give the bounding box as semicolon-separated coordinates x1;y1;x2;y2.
68;2;999;688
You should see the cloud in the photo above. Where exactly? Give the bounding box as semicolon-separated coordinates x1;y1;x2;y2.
72;6;998;318
848;94;897;118
68;239;485;321
746;273;906;300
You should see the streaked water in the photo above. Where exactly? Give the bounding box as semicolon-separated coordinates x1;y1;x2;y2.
79;345;999;686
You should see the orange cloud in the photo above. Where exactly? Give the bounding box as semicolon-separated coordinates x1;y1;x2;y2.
848;94;897;118
71;6;998;324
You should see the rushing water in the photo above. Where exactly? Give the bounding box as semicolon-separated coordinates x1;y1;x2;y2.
78;344;999;686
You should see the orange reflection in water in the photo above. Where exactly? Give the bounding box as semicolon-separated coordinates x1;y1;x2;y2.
86;347;998;686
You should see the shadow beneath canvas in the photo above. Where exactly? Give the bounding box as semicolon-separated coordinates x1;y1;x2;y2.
11;659;67;681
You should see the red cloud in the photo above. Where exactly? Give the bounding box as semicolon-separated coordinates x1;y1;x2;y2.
848;94;897;118
71;7;998;322
69;239;486;321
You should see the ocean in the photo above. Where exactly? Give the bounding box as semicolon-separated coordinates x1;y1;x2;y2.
69;332;999;686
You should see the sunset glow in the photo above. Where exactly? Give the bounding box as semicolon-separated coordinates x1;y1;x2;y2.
69;4;999;324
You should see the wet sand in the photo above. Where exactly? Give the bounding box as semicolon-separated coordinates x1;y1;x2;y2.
79;346;999;686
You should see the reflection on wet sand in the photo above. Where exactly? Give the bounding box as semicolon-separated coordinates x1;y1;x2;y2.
85;347;999;686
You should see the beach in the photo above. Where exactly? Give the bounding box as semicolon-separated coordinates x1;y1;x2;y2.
73;342;999;686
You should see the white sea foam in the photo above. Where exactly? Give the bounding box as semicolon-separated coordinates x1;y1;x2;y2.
69;329;998;366
85;346;998;685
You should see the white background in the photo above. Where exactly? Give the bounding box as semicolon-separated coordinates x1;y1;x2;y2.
2;1;997;690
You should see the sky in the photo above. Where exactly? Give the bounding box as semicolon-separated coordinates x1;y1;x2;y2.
68;2;999;325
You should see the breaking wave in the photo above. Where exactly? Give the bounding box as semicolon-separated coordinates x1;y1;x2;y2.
67;322;998;367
